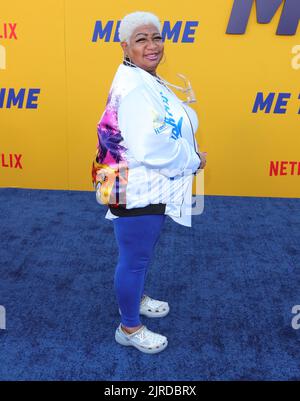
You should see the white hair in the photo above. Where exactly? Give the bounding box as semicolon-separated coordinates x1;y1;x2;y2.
118;11;162;43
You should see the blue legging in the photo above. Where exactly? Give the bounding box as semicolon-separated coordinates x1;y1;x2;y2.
113;214;166;327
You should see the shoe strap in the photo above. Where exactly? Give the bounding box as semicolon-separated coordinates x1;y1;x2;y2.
121;324;145;337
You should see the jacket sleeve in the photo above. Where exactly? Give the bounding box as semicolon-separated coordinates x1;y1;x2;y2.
118;86;201;178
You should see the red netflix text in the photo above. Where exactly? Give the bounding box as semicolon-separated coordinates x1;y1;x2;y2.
1;153;22;169
0;23;17;40
269;161;300;176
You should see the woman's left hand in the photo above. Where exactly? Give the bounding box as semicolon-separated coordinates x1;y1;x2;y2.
198;152;207;169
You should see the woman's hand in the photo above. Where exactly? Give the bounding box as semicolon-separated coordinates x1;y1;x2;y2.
193;151;207;176
199;151;207;169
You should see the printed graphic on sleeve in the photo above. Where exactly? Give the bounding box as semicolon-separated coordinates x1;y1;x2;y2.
92;89;129;206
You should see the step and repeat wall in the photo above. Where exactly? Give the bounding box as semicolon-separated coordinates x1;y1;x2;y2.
0;0;299;197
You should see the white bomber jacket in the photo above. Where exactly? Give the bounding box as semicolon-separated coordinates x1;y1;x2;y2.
91;63;201;227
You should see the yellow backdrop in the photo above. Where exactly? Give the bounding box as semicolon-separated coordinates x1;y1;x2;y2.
0;0;299;197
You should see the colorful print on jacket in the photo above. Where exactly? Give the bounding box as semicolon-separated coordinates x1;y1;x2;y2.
91;90;129;207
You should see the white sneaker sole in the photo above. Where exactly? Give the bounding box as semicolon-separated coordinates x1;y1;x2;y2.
115;328;168;354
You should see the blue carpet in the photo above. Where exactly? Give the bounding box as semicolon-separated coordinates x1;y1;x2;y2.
0;187;300;380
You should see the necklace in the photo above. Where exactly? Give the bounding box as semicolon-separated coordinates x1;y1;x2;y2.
123;59;185;93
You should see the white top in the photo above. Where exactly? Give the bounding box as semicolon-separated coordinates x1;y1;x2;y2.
94;64;200;227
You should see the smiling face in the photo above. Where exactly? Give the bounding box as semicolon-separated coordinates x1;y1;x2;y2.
121;24;164;75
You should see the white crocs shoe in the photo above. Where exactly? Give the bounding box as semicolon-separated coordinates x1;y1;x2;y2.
115;324;168;354
118;295;170;318
140;295;170;317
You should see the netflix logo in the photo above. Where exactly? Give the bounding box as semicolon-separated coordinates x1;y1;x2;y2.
270;161;300;176
1;153;22;169
0;23;17;40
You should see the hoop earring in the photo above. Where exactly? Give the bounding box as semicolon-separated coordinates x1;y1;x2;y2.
123;53;133;66
160;53;166;65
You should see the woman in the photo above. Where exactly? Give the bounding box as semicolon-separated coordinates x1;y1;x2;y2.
92;11;207;354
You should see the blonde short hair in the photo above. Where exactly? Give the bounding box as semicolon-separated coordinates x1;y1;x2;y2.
118;11;162;43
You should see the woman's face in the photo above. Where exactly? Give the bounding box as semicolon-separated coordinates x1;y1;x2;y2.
121;24;164;75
